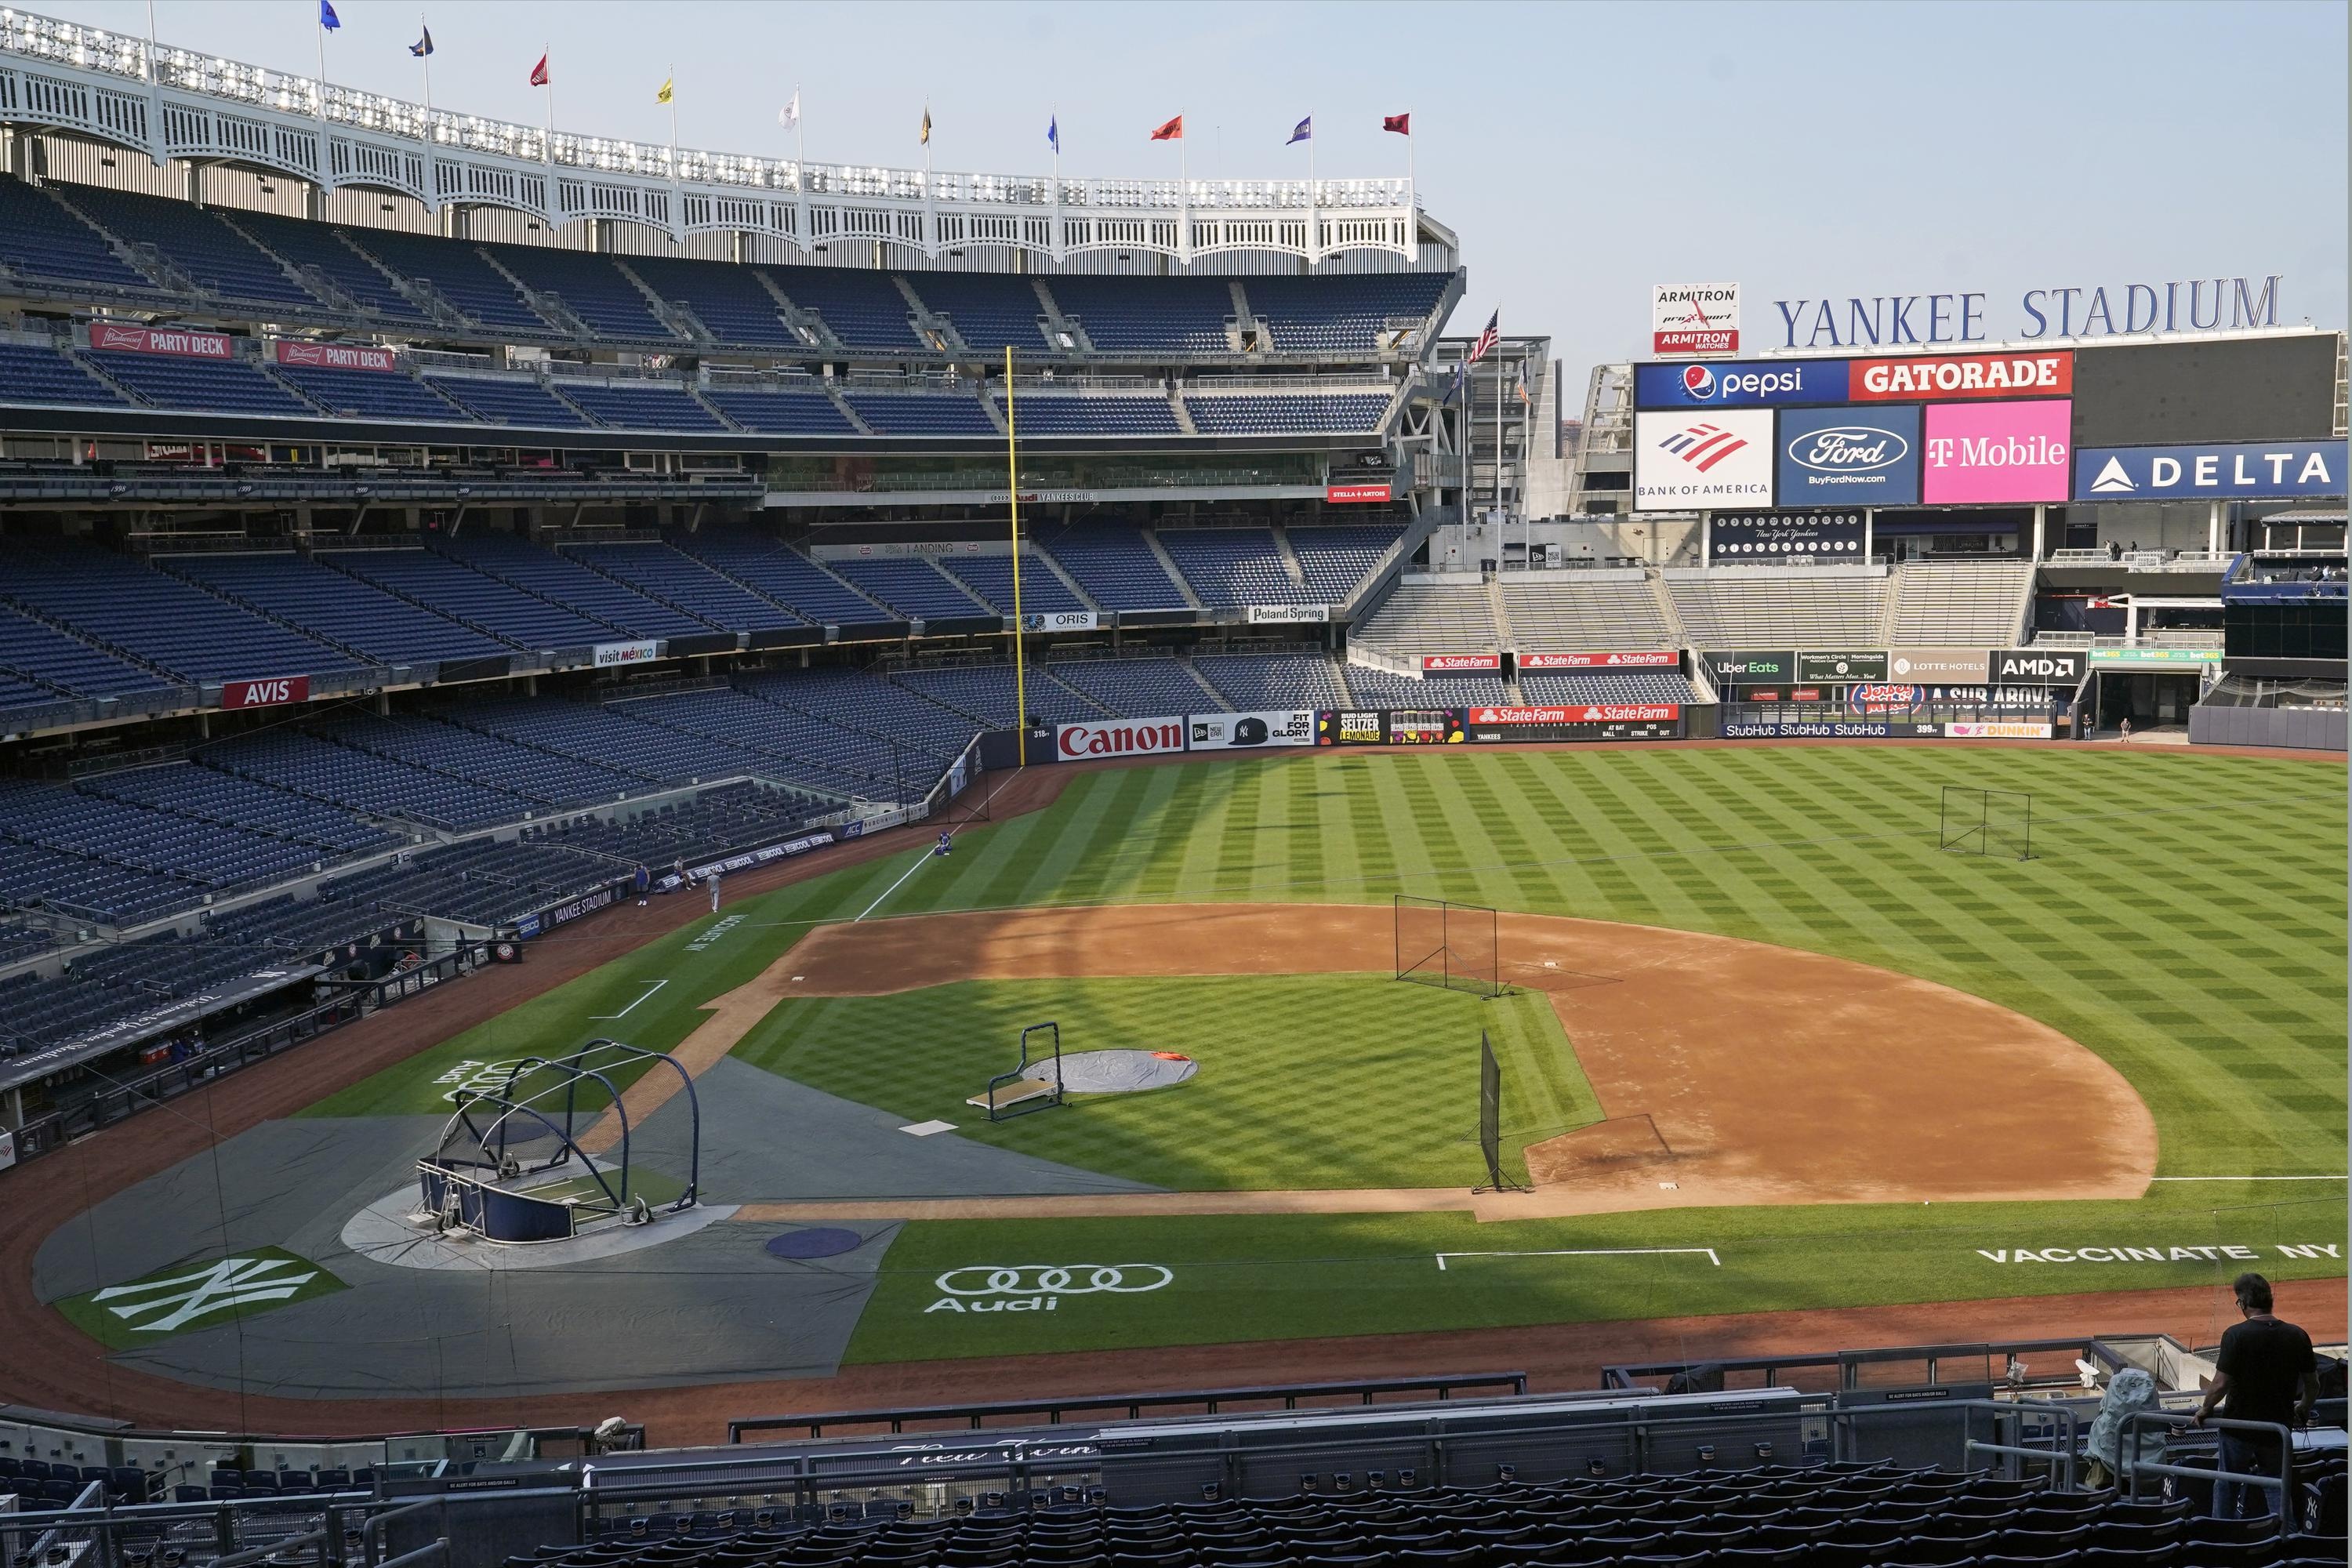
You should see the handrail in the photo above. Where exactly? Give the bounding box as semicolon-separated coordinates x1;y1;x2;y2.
2120;1413;2298;1536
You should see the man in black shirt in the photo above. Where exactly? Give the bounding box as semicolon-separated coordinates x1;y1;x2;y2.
2194;1272;2318;1518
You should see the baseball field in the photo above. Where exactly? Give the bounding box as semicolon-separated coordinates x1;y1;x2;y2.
25;741;2348;1425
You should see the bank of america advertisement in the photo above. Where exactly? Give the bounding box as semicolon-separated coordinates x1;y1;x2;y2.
1633;408;1775;511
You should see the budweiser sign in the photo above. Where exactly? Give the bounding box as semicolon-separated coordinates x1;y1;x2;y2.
220;675;310;710
90;325;234;359
1849;351;2072;401
1421;653;1501;673
1470;704;1682;724
1519;651;1679;670
274;339;399;372
1055;718;1185;760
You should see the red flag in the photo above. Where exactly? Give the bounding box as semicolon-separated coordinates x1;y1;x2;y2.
1383;113;1410;135
1467;310;1498;365
1149;114;1182;142
528;54;550;87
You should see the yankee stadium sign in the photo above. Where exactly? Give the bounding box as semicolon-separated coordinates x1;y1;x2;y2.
1769;275;2282;348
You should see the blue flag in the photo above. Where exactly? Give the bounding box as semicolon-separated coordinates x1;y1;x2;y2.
318;0;340;29
1047;114;1058;153
410;24;434;56
1287;115;1312;145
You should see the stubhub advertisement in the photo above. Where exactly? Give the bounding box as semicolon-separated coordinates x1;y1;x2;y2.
1922;401;2071;504
1777;405;1922;505
1634;358;1850;408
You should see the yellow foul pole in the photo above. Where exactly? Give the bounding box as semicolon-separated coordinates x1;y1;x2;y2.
1005;345;1028;767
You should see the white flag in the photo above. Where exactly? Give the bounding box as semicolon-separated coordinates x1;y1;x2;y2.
779;91;800;130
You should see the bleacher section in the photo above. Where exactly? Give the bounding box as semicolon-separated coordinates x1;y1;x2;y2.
907;273;1049;355
1156;528;1312;607
226;209;434;323
167;550;510;666
1345;665;1510;707
1288;524;1403;604
893;663;1101;726
554;378;727;432
1521;670;1697;704
1353;579;1501;656
484;244;677;341
1886;560;2033;645
564;540;810;634
343;227;553;334
318;548;617;651
0;602;184;703
202;729;536;833
0;342;129;406
704;387;858;435
79;763;394;857
829;558;996;622
676;535;895;630
840;390;999;436
307;710;644;809
86;350;316;416
1005;392;1182;435
617;689;891;797
936;552;1088;615
1047;655;1220;717
1245;272;1453;354
422;372;593;428
1040;527;1192;611
1193;652;1348;711
1051;274;1232;355
56;183;320;310
625;256;801;349
1668;568;1891;648
4;541;363;685
765;267;924;352
0;175;160;294
0;779;321;910
1184;390;1392;434
1500;574;1679;650
270;363;463;421
742;667;976;758
434;534;717;641
445;696;793;791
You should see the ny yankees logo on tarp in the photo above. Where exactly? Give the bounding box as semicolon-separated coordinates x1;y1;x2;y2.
92;1256;321;1333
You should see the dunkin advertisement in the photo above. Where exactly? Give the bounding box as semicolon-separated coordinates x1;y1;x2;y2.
1922;401;2072;504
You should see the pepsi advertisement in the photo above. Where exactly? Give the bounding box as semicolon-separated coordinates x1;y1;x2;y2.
1635;358;1851;408
1777;405;1922;504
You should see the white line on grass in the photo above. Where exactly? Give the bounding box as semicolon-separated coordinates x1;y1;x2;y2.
2147;1175;2348;1182
1435;1247;1722;1272
853;770;1026;923
590;978;668;1020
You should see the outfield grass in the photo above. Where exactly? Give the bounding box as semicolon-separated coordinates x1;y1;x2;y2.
731;975;1600;1189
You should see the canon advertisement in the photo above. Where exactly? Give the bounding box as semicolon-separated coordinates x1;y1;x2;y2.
1708;510;1867;562
1776;405;1922;505
2074;439;2346;501
1186;710;1315;750
1054;719;1186;760
1633;409;1775;511
1922;401;2071;503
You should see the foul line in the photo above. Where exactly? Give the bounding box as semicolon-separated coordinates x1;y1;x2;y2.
2147;1175;2348;1183
853;769;1025;924
589;978;667;1021
1436;1247;1722;1272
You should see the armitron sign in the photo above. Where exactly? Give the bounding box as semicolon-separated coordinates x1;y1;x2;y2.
1054;719;1185;760
220;675;310;710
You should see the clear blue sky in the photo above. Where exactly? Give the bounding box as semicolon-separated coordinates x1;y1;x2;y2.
40;0;2350;382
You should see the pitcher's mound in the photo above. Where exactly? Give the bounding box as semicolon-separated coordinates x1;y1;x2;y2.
1058;1049;1198;1094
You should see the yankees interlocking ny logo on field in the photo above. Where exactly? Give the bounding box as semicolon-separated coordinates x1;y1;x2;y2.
92;1256;321;1333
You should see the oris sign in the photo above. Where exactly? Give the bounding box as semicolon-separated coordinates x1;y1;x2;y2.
1054;718;1185;760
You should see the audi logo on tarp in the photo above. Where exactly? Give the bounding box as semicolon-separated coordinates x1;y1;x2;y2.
1054;719;1185;760
924;1263;1173;1315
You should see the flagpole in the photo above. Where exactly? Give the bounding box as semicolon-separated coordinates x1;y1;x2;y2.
666;62;681;241
1178;112;1189;267
1051;103;1061;263
142;0;162;168
418;16;436;212
542;43;555;176
1306;109;1317;269
1494;321;1504;525
314;8;330;144
1005;343;1028;768
787;84;809;257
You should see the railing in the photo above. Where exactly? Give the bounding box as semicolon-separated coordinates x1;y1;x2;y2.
728;1372;1531;1442
2120;1413;2299;1536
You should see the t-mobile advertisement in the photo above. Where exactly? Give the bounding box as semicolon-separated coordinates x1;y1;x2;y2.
1922;400;2071;504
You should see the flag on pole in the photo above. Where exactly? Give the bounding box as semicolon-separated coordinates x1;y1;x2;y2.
318;0;340;30
409;24;434;56
1383;112;1410;135
1516;361;1531;406
1287;115;1312;145
1149;114;1182;141
779;91;799;129
529;53;550;86
655;75;673;105
1468;309;1499;365
1047;114;1058;152
920;103;931;145
1448;360;1467;405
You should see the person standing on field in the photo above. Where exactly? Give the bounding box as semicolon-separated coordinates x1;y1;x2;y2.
2194;1272;2317;1519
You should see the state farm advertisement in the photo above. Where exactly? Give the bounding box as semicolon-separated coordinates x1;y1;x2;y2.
1923;401;2072;504
220;675;311;710
1471;704;1681;724
89;324;234;359
1849;351;2072;401
1422;653;1501;673
1519;651;1679;670
1054;718;1185;760
1652;282;1740;356
274;339;399;372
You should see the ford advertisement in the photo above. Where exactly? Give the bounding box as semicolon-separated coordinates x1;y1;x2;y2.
1776;405;1922;505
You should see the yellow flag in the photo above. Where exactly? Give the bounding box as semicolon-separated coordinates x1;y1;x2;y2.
655;76;673;106
920;104;931;145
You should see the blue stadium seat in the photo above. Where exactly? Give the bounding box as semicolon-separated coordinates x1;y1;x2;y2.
1244;273;1454;355
86;350;317;416
626;254;804;349
1183;391;1392;434
1519;671;1697;704
484;243;681;342
0;343;130;407
272;362;467;421
1287;524;1403;602
423;373;593;428
59;183;323;310
563;541;808;633
827;557;995;622
906;272;1051;355
0;603;183;702
1038;527;1191;611
0;175;161;293
347;228;556;334
677;535;896;630
166;550;510;666
1050;274;1233;354
704;387;858;434
228;209;436;322
318;549;617;651
1009;394;1181;436
933;552;1087;615
1194;652;1348;710
557;379;727;432
764;266;924;351
1050;655;1221;717
893;663;1101;726
434;534;720;641
842;391;998;436
1156;528;1315;606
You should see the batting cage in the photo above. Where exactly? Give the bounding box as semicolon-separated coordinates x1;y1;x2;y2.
1475;1029;1528;1194
1938;786;2035;861
1395;895;1503;999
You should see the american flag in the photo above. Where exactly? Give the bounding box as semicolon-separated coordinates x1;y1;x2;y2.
1467;310;1499;365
